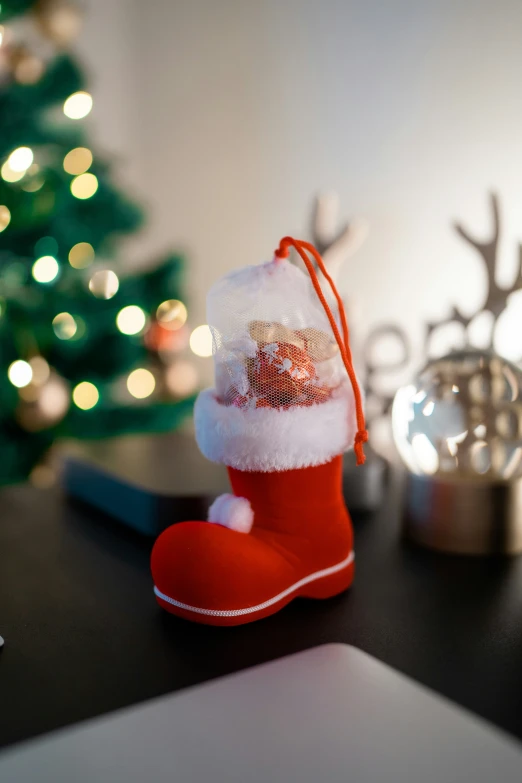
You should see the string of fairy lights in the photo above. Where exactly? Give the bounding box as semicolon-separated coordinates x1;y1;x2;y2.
0;82;214;417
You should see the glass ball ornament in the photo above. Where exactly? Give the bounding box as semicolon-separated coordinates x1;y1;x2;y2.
392;350;522;481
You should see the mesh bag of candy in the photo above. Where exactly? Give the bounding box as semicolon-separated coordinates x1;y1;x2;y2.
208;257;347;411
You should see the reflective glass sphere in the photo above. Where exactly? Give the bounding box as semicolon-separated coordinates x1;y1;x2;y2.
392;351;522;479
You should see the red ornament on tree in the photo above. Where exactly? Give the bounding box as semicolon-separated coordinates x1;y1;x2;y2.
145;322;188;354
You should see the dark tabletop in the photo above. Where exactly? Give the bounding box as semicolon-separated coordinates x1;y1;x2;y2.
1;440;522;750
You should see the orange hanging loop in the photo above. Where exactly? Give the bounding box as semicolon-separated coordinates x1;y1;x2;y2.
274;237;368;465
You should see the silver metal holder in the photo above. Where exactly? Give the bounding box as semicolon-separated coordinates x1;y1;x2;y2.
403;472;522;555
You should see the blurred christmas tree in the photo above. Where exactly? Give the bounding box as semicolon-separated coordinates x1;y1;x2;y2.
0;0;197;485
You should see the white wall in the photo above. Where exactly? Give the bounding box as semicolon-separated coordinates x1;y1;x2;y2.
81;0;522;379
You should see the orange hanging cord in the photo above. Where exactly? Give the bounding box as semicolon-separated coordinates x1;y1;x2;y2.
274;236;368;465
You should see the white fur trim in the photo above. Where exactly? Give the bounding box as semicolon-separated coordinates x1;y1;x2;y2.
208;493;254;533
194;384;355;472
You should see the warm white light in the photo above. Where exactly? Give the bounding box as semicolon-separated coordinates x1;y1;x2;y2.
1;160;24;182
116;305;146;335
63;147;93;175
29;356;50;386
127;368;156;399
63;91;93;120
0;205;10;232
8;146;33;172
156;299;187;330
39;376;70;420
68;242;94;269
70;172;98;199
422;400;435;417
0;26;4;47
53;312;77;340
8;360;33;388
89;270;119;299
72;381;99;410
189;324;213;357
32;255;59;283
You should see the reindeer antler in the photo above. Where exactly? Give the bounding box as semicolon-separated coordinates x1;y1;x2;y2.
310;192;369;284
422;191;522;358
455;192;504;321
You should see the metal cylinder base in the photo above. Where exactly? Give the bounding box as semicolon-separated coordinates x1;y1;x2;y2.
403;472;522;555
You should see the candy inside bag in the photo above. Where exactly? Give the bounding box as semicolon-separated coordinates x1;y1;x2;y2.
208;258;347;410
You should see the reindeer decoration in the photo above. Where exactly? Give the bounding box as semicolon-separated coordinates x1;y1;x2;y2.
309;192;369;285
305;191;522;438
425;192;522;357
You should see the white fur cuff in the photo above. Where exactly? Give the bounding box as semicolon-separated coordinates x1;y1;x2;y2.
194;385;355;472
208;494;254;533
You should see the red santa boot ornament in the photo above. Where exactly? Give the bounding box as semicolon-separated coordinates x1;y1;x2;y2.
151;237;368;625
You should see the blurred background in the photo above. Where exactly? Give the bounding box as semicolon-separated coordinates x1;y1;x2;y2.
2;0;522;486
79;0;522;362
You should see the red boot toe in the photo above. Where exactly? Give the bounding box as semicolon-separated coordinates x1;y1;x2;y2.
151;520;298;625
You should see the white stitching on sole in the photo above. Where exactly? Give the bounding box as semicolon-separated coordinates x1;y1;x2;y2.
153;550;354;618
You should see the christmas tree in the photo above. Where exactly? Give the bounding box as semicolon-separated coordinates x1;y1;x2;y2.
0;0;196;485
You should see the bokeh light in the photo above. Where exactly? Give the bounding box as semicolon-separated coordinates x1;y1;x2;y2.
0;205;11;232
1;160;25;182
29;356;50;386
127;368;156;399
72;381;99;410
39;375;70;420
189;324;213;357
70;316;87;341
21;165;44;191
8;146;33;172
63;147;93;175
166;361;198;396
70;172;98;199
63;91;93;120
8;360;33;388
68;242;94;269
21;179;44;193
156;299;187;330
89;270;119;299
116;305;146;335
32;255;59;283
53;312;77;340
14;53;44;85
30;465;56;489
